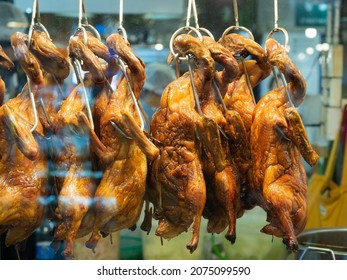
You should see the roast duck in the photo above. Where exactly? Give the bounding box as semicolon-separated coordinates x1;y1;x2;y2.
49;32;111;257
199;35;247;243
250;38;319;250
0;30;69;247
82;33;159;252
218;34;272;209
0;25;318;255
148;34;246;253
0;46;15;105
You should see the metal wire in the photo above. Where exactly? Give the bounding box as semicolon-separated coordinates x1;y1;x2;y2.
187;55;203;116
72;59;94;130
27;77;39;132
28;0;50;45
118;0;128;41
274;0;279;29
116;57;145;131
78;0;88;28
240;57;256;105
233;0;239;27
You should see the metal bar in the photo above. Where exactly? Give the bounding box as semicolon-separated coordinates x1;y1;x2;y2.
280;72;295;107
187;55;202;115
240;57;256;105
78;0;83;28
212;79;227;113
274;0;279;29
186;0;193;28
233;0;239;27
72;59;94;130
191;0;199;29
117;58;145;131
27;0;38;46
27;78;39;132
39;97;52;126
119;0;124;27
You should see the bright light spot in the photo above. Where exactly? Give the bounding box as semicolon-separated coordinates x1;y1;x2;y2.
316;43;330;52
318;4;328;12
305;28;318;39
306;47;315;55
26;8;32;13
322;43;330;51
316;44;323;52
298;53;306;60
7;21;28;29
154;43;164;51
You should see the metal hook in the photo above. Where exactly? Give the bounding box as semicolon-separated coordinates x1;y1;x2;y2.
27;77;39;132
110;121;132;140
240;57;256;105
221;0;254;40
118;0;128;42
185;0;202;29
72;59;94;130
266;27;289;52
169;26;203;60
39;97;52;127
221;25;254;41
188;58;229;139
266;0;289;50
186;0;215;40
74;0;101;44
233;0;239;27
212;79;227;113
116;57;145;131
78;0;89;28
280;72;295;107
274;0;279;29
27;0;50;46
187;55;203;116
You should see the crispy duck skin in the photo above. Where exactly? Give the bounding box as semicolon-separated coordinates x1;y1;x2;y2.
76;31;119;78
29;30;70;81
0;45;15;70
0;84;47;247
49;37;113;257
220;33;272;133
149;34;229;253
10;32;44;86
0;79;5;105
69;35;105;84
197;36;245;242
218;33;272;209
250;38;319;251
30;34;71;133
50;83;97;258
84;33;158;252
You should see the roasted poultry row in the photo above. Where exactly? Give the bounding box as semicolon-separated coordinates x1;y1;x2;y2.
0;27;318;258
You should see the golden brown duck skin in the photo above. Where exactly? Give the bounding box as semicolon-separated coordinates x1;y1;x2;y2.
250;38;319;251
0;45;15;70
10;32;44;86
197;36;245;243
49;83;97;258
218;34;272;210
49;37;112;257
0;79;5;105
76;31;119;78
84;33;157;252
0;85;47;247
69;35;105;84
29;30;70;81
0;44;13;104
149;34;231;253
